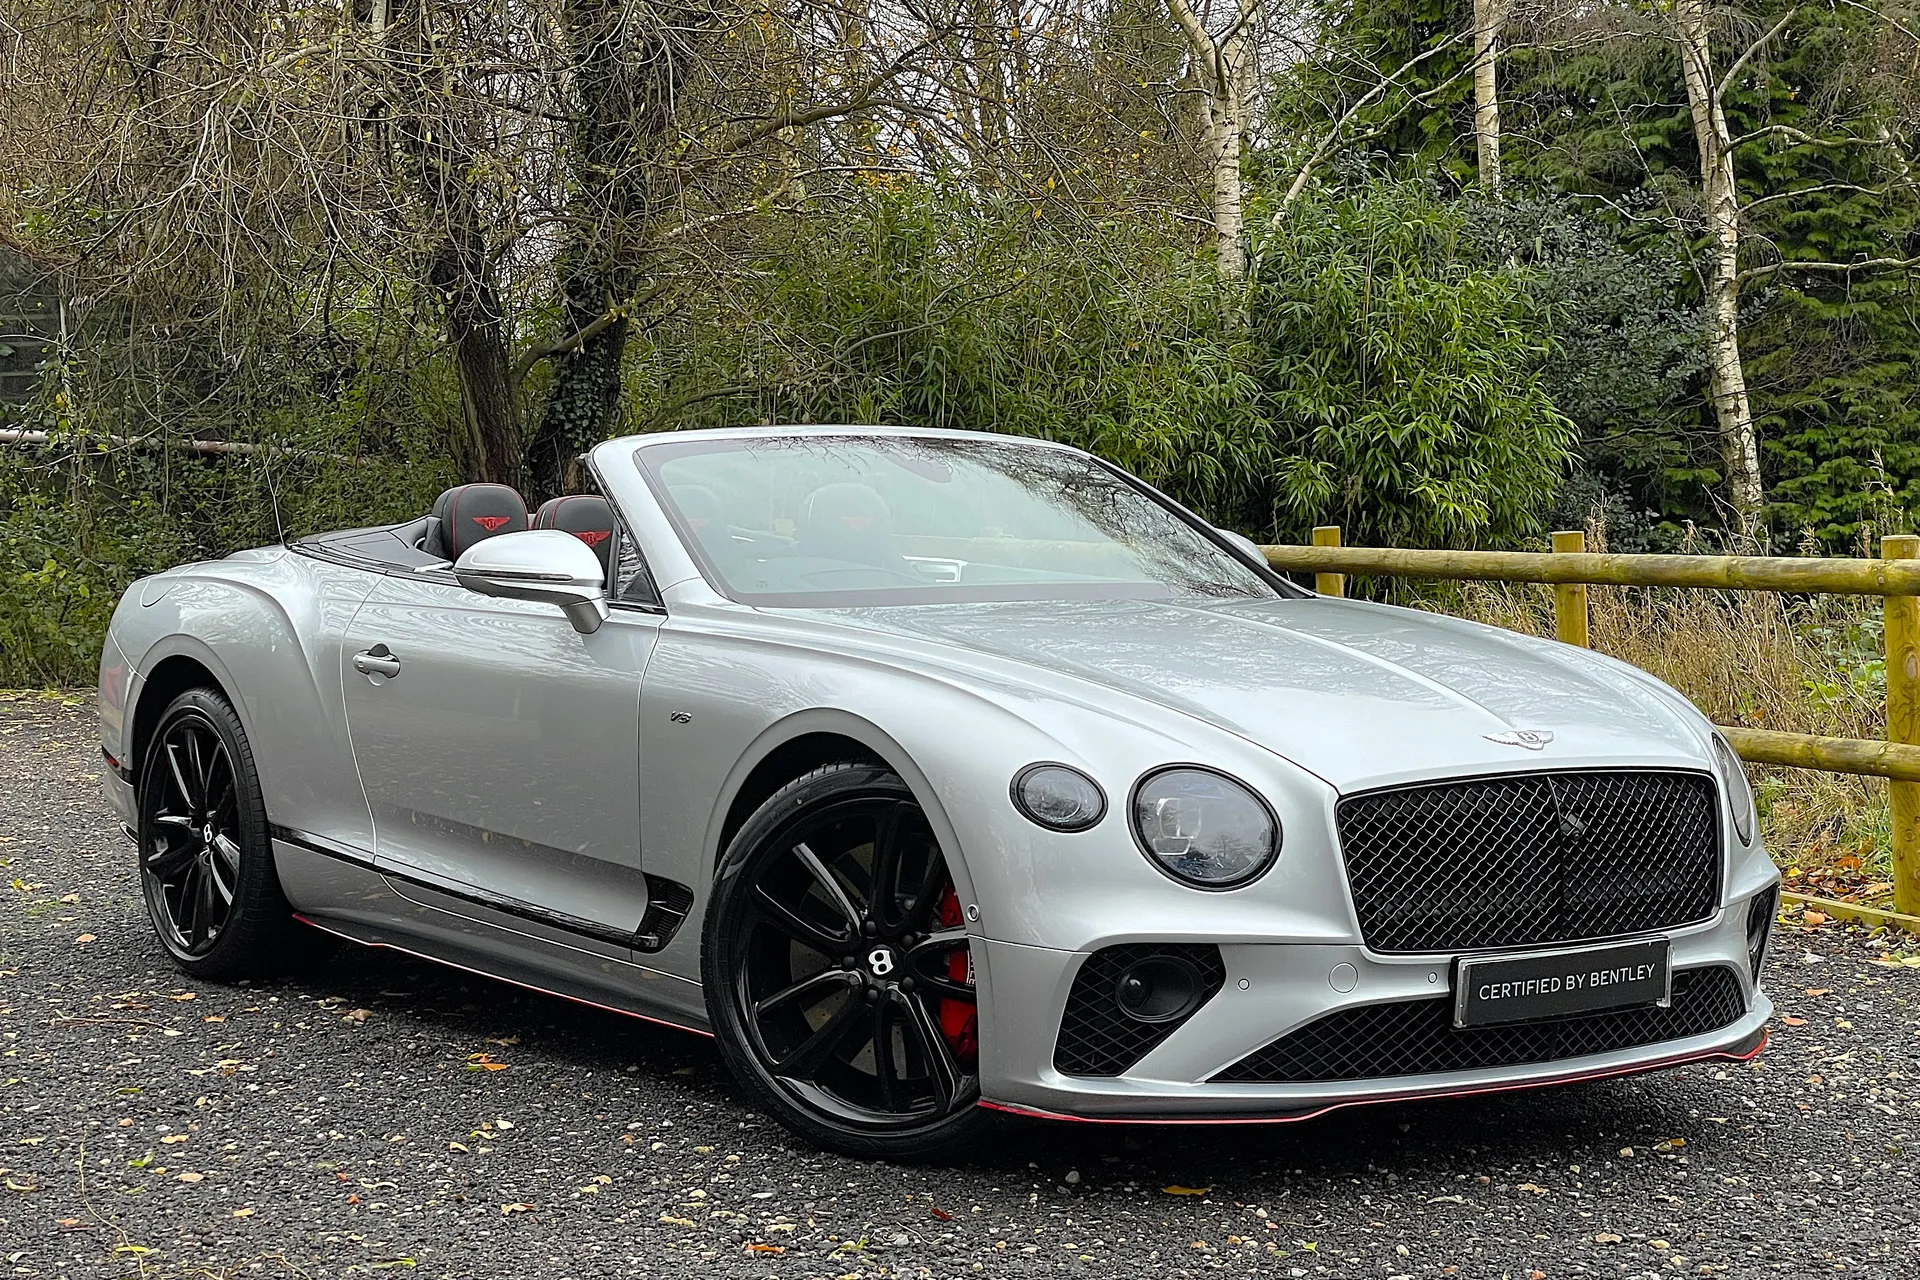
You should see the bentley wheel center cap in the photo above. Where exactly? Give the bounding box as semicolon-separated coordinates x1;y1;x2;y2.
865;945;897;977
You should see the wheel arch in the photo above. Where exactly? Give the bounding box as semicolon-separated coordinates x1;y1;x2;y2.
707;709;982;908
126;641;240;783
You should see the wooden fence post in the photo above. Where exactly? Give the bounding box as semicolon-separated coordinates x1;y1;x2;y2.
1551;530;1590;647
1312;526;1344;598
1885;534;1920;916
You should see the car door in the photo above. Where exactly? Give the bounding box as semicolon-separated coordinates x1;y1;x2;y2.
340;571;661;937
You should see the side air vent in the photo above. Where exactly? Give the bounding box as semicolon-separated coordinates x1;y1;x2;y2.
1053;944;1225;1077
1746;886;1779;981
635;877;696;953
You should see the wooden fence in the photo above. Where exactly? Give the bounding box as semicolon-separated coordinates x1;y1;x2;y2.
1262;527;1920;935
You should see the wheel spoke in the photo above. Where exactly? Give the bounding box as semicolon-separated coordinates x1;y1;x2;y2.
872;999;903;1113
206;843;238;907
184;728;211;806
177;860;204;945
145;835;199;877
752;968;857;1020
902;854;950;934
866;802;913;927
770;992;870;1079
751;884;851;954
893;989;965;1113
164;738;201;811
153;813;196;830
211;833;242;878
196;859;220;944
793;842;863;933
907;926;969;966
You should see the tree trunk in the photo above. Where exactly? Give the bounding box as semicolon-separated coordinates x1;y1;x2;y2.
526;0;702;502
1168;0;1253;283
1471;0;1503;194
431;239;521;490
1673;0;1764;539
383;4;521;488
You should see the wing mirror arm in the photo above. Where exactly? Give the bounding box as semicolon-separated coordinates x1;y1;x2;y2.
452;530;610;635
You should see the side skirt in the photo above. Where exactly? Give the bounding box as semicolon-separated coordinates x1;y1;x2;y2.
271;830;711;1035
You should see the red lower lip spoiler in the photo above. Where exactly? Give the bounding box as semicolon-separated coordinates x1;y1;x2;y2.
977;1028;1769;1126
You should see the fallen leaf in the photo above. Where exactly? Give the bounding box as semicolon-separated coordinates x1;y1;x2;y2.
500;1202;535;1216
1162;1185;1211;1196
1516;1182;1548;1195
659;1213;697;1227
1806;988;1831;997
232;1208;255;1218
56;1218;82;1229
159;1135;188;1145
931;1206;953;1222
174;1172;203;1183
74;933;96;945
743;1243;785;1254
166;992;196;1001
341;1009;371;1024
448;1142;468;1153
1594;1232;1623;1244
1804;911;1829;926
1782;1015;1807;1027
465;1053;509;1072
203;1015;225;1023
5;1178;36;1193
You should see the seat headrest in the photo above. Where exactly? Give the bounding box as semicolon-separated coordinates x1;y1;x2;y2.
428;484;528;561
799;483;896;566
533;494;616;577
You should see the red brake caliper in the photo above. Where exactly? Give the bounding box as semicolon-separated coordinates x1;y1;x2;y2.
935;886;977;1068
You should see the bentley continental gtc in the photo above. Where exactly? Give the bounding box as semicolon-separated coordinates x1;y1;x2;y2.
96;427;1778;1158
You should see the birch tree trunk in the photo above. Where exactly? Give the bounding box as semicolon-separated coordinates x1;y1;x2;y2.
1167;0;1254;283
1672;0;1765;538
1471;0;1503;194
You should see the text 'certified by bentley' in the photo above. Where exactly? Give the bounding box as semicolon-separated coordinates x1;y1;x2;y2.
1453;937;1673;1028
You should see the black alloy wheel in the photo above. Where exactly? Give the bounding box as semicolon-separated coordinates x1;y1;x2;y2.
704;762;991;1159
136;688;303;978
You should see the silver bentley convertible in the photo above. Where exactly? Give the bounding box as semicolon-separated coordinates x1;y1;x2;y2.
96;426;1778;1158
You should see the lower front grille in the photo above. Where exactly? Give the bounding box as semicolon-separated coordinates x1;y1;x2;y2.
1054;944;1225;1077
1213;965;1746;1083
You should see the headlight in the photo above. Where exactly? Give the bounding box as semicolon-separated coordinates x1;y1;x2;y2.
1011;763;1107;832
1130;767;1280;888
1712;734;1756;846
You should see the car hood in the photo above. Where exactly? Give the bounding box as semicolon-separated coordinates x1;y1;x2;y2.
810;595;1708;791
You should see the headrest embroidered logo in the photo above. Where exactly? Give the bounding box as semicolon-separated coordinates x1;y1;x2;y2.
1484;729;1554;750
574;529;610;547
840;515;873;530
472;515;511;531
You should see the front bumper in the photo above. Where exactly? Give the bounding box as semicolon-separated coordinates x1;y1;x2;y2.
974;886;1773;1120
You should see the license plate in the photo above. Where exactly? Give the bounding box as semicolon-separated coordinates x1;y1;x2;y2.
1453;937;1672;1028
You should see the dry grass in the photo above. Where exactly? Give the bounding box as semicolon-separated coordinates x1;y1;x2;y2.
1414;578;1895;903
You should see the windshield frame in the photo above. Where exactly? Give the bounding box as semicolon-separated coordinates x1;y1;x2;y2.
630;431;1304;608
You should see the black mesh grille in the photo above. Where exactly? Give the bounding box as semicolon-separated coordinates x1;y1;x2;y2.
1053;944;1225;1077
1337;770;1721;953
1214;965;1746;1083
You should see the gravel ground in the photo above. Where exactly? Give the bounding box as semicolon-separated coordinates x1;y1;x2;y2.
4;693;1919;1279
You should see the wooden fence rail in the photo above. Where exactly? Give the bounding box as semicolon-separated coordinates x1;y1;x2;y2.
1261;527;1920;931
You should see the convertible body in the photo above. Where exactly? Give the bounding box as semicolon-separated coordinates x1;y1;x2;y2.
98;426;1776;1150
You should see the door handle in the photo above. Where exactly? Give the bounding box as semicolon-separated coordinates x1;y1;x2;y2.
352;646;402;678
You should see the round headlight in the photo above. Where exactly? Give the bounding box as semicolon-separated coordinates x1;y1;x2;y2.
1131;767;1280;888
1011;763;1107;832
1713;734;1756;846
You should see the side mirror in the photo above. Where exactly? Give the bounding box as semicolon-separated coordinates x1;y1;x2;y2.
453;529;609;634
1214;527;1268;568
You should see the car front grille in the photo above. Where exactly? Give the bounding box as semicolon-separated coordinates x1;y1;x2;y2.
1212;965;1746;1083
1336;769;1722;954
1053;944;1225;1077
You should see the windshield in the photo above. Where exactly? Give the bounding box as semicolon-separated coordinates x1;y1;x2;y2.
635;434;1281;607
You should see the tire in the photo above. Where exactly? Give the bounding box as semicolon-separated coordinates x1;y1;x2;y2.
135;687;307;980
703;762;993;1160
